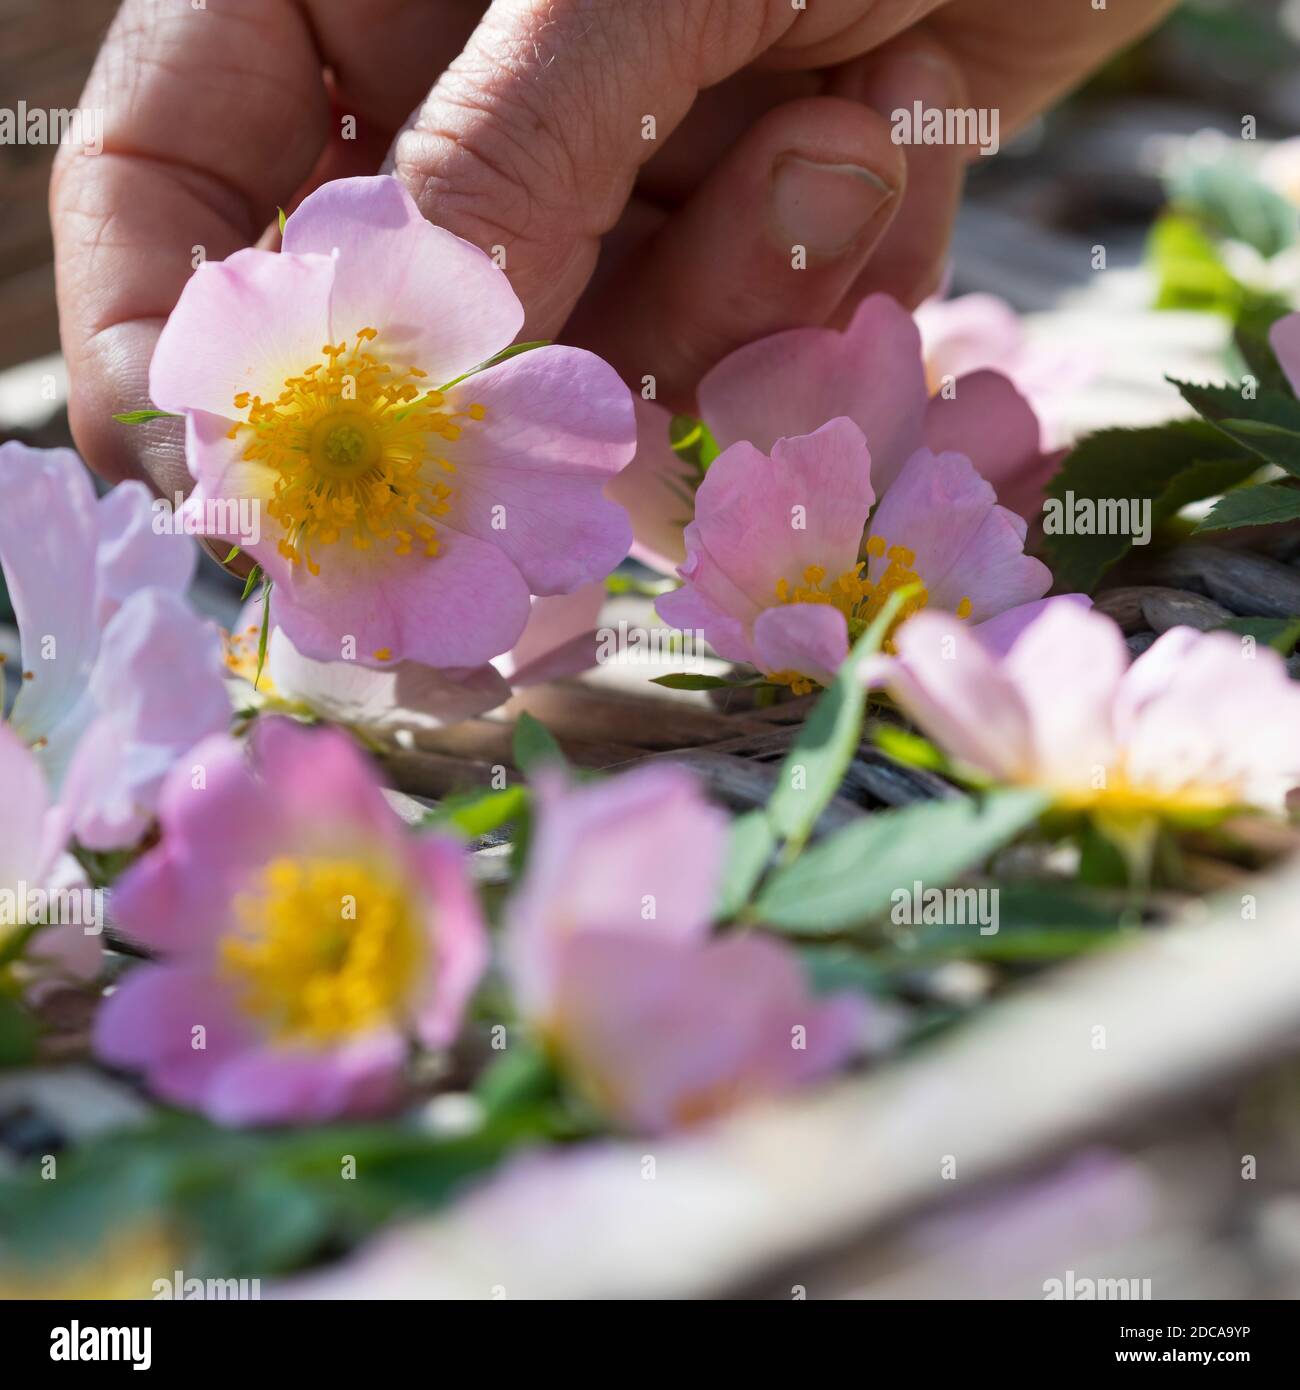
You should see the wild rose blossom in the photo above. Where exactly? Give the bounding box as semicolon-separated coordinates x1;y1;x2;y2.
504;766;868;1133
149;176;636;671
0;723;101;994
876;598;1300;831
94;720;486;1126
0;443;230;849
609;294;1056;572
655;417;1051;695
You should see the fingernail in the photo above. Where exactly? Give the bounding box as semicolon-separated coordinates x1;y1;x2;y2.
769;155;895;260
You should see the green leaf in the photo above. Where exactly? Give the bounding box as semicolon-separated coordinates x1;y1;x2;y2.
1194;481;1300;532
717;810;776;919
277;206;287;235
0;994;38;1066
798;946;890;997
650;672;737;691
423;784;527;838
511;711;566;775
221;545;242;565
1166;157;1299;259
254;578;272;689
669;414;721;474
1147;212;1245;317
474;1045;559;1119
111;409;180;425
1041;420;1258;592
439;340;550;390
755;789;1048;934
1171;377;1300;477
1216;615;1300;655
766;585;917;851
240;562;263;602
870;723;949;772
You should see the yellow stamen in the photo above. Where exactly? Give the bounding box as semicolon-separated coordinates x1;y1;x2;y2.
220;853;424;1043
766;532;974;689
228;327;486;576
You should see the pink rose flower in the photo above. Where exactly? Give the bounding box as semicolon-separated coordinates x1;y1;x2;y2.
879;598;1300;825
0;443;229;850
655;417;1051;694
149;175;636;670
609;294;1056;571
94;719;487;1126
504;766;868;1133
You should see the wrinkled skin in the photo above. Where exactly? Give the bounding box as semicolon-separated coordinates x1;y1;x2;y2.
53;0;1175;515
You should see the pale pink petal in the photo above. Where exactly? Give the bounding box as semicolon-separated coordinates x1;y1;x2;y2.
60;590;232;850
263;519;533;669
929;506;1052;622
972;594;1092;659
506;766;728;1015
0;722;49;886
655;523;764;667
407;836;489;1051
549;932;866;1133
149;248;335;419
922;369;1050;522
886;613;1035;781
603;398;696;573
267;627;511;731
698;295;926;490
94;480;197;623
281;175;523;385
751;603;849;687
94;964;258;1109
203;1033;409;1127
441;345;635;594
1269;311;1300;396
687;420;873;612
915;292;1024;384
0;443;100;748
1000;602;1127;786
496;583;605;685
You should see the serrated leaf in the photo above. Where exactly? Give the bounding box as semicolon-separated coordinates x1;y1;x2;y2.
1171;377;1300;476
1194;481;1300;532
755;789;1048;934
1042;420;1257;592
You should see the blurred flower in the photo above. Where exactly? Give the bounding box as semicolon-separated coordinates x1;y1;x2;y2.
914;291;1092;450
1270;310;1300;394
150;175;636;670
94;720;487;1126
876;598;1300;844
655;418;1051;694
612;294;1055;570
504;766;867;1133
0;723;101;994
0;443;229;850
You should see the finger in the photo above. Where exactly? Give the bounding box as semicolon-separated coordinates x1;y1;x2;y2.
828;34;969;311
51;0;329;490
567;95;905;412
389;0;815;338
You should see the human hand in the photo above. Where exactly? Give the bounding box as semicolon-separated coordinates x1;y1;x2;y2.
52;0;1175;503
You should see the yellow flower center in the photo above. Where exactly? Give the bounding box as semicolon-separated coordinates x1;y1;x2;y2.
766;534;971;693
220;853;425;1044
222;621;278;694
228;327;485;577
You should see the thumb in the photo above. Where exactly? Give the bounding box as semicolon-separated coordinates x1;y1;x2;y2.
386;0;799;338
